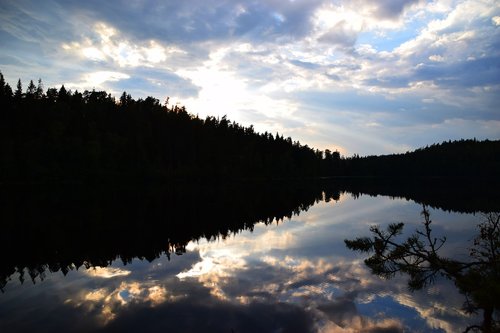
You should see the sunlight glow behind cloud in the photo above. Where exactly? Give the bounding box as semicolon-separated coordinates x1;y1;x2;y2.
0;0;498;154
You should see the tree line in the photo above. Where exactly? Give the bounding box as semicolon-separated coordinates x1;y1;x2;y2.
341;139;500;178
0;73;340;182
1;72;498;182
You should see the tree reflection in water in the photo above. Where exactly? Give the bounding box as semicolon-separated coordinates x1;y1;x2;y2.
345;207;500;333
0;180;339;290
1;178;498;291
1;178;500;332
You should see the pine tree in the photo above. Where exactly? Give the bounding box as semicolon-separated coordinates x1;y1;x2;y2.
0;72;4;90
4;83;13;99
36;78;44;99
58;85;68;101
26;80;36;98
14;79;22;100
0;72;5;99
46;87;58;102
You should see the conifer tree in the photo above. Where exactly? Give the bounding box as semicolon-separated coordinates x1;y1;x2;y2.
4;83;13;99
36;78;44;99
0;72;5;94
14;79;22;100
0;72;8;100
26;79;36;98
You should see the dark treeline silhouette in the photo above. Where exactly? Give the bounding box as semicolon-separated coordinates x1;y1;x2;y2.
1;72;498;182
1;72;500;294
0;73;339;182
341;139;500;178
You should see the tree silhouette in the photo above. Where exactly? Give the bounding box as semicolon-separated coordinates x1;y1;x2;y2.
341;139;500;178
0;72;12;101
14;79;22;100
36;78;44;99
1;71;499;183
26;79;36;98
0;72;5;96
0;74;344;182
345;207;500;332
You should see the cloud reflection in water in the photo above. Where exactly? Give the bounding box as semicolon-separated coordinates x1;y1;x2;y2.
0;194;484;332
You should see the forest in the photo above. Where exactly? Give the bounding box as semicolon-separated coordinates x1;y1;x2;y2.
342;139;500;178
0;73;339;182
1;72;499;182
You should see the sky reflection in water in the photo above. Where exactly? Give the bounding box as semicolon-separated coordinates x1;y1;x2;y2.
0;194;483;332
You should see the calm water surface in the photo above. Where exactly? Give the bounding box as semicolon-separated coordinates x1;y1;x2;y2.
0;189;490;332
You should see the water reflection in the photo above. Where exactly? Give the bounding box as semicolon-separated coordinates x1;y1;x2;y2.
0;180;337;289
0;179;499;332
346;208;500;332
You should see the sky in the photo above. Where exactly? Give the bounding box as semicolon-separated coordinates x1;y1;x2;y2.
1;0;499;155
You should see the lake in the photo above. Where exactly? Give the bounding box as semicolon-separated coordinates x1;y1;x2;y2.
0;180;498;332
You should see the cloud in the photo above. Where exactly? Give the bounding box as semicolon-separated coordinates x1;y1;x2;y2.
414;56;500;88
175;232;464;332
429;54;445;62
370;0;423;20
85;267;131;279
0;194;486;332
83;71;129;86
318;21;358;49
104;297;316;333
76;281;175;324
317;301;405;333
61;22;185;68
1;0;499;156
47;0;324;45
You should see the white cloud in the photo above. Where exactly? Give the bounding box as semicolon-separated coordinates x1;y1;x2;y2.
429;54;445;62
85;267;131;278
61;70;130;93
62;22;184;69
174;47;306;135
84;71;130;86
82;47;106;62
75;279;174;325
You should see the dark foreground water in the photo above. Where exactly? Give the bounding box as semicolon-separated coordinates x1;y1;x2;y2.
0;180;498;332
